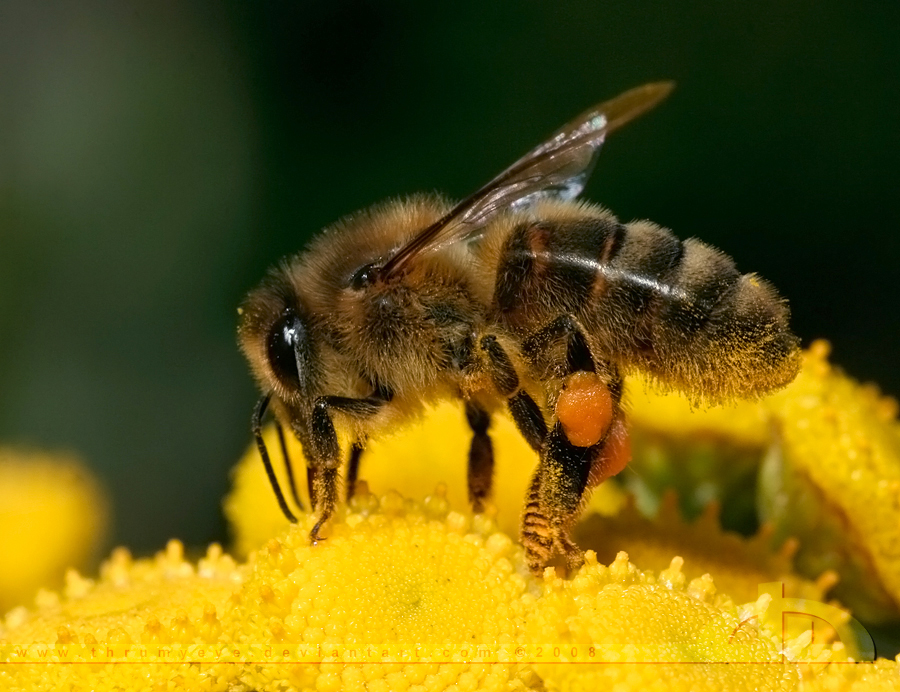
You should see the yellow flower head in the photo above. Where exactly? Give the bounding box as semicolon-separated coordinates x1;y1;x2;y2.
2;343;900;691
624;341;900;623
0;449;108;612
576;492;836;607
2;489;876;692
0;540;243;691
762;342;900;623
223;492;536;691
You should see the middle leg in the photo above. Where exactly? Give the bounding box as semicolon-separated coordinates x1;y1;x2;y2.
459;334;548;515
465;401;494;513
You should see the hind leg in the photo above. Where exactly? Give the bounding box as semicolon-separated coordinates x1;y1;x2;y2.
519;317;630;574
522;413;630;574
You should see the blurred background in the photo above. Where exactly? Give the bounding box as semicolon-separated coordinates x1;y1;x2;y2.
0;0;897;554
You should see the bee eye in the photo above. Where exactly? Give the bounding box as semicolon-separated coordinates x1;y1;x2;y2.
267;310;306;389
350;263;378;291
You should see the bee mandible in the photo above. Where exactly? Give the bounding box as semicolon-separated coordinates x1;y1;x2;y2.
238;82;800;574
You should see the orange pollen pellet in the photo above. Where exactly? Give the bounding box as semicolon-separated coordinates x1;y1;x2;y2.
555;371;614;447
587;417;631;487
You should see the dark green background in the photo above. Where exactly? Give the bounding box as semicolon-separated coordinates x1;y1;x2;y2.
1;0;897;554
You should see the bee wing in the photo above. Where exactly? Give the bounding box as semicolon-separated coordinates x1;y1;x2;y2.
379;81;674;279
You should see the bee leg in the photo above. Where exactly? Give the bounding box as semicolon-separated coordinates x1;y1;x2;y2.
252;394;299;523
309;468;338;544
465;402;493;512
524;422;596;574
307;466;318;509
480;335;519;394
521;470;553;572
307;395;385;543
480;335;548;451
507;390;548;451
522;315;583;373
480;331;600;574
345;441;364;501
520;317;627;574
527;373;628;575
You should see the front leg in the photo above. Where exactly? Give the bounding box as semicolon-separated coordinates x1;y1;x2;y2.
274;418;305;512
252;394;300;523
306;395;384;542
345;442;364;502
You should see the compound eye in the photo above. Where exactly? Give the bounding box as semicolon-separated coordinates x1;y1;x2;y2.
266;310;306;389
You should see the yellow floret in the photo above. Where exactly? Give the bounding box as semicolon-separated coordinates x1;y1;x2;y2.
223;491;538;691
527;551;800;691
761;341;900;622
0;448;108;612
576;491;836;607
1;488;894;691
799;658;900;692
0;540;244;692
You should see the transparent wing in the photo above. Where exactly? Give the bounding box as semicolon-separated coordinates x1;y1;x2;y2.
378;81;674;279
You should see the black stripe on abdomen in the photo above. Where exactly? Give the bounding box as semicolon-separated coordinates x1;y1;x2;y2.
493;216;625;330
649;238;742;343
583;220;685;352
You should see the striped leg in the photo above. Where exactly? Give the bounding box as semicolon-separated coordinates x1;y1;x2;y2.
521;317;625;575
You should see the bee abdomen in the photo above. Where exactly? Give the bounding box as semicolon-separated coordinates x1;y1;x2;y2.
593;222;800;400
493;214;629;328
492;214;799;400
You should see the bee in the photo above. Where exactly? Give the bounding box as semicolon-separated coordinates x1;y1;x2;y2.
238;82;800;575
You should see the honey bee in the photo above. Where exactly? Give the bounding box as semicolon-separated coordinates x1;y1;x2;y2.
238;82;800;575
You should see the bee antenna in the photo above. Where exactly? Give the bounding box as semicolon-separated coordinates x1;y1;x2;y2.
274;418;305;511
252;394;299;523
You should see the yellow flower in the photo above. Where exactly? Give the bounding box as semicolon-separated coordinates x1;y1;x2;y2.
763;342;900;624
625;340;900;624
2;343;900;691
223;499;535;692
575;492;836;607
526;551;819;692
0;493;872;692
0;448;108;612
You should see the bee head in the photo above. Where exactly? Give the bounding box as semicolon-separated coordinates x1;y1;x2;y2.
238;276;321;410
